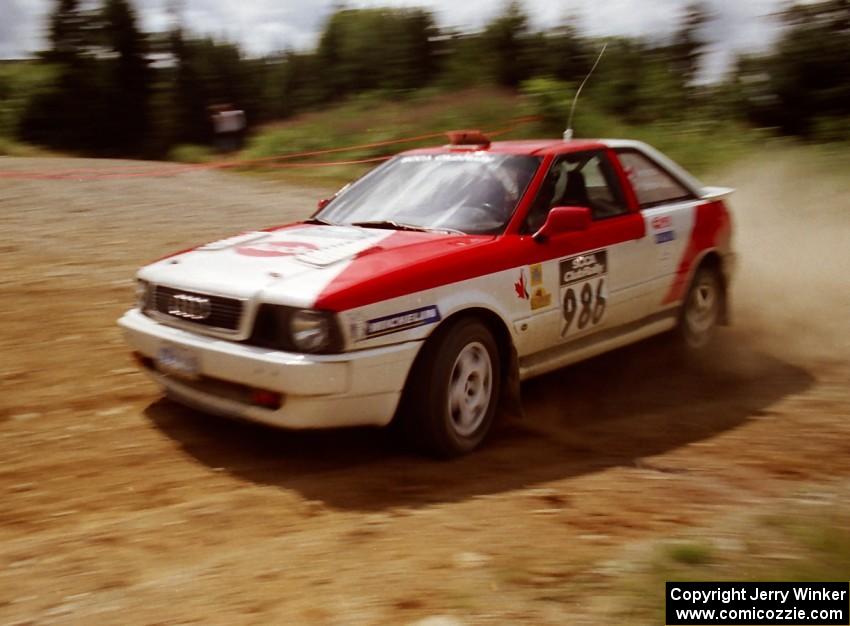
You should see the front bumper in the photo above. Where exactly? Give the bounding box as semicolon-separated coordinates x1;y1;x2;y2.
118;309;421;429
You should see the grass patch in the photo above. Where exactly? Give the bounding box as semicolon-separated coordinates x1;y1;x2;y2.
752;514;850;582
234;87;524;187
167;143;217;164
616;507;850;624
0;137;59;157
218;86;764;187
0;61;57;139
666;541;714;566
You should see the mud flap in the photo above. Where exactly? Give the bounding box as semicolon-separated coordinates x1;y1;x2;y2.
498;344;525;419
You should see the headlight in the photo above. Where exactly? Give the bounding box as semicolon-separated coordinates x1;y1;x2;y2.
290;309;331;353
248;305;342;353
135;279;151;310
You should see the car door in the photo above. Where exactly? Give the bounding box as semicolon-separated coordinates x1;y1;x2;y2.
614;148;701;315
510;149;653;356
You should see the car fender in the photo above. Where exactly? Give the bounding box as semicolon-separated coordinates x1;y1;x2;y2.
338;267;521;352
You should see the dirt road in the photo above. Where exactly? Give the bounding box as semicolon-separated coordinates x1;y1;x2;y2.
1;152;848;625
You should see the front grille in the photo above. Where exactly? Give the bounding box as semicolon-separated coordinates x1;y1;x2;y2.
152;285;243;332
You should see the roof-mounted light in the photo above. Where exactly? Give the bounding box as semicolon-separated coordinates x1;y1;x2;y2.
446;130;491;150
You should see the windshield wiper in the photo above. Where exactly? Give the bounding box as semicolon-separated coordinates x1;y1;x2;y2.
303;217;336;226
350;220;427;231
350;220;463;235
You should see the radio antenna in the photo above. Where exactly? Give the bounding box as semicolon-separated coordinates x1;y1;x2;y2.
564;43;607;141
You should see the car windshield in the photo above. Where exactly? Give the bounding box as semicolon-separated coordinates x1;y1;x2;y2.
316;153;541;235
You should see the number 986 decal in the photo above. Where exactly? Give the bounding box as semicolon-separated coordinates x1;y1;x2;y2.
559;250;608;338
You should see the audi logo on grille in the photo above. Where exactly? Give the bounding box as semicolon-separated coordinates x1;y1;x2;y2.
168;294;212;320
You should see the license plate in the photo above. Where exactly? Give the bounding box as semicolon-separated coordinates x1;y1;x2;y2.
155;344;200;380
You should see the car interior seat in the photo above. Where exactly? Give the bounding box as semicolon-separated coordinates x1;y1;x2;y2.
563;169;590;208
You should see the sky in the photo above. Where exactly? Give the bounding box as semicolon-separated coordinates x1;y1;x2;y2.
0;0;786;80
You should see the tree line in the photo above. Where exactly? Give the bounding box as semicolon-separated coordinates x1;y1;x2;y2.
2;0;848;157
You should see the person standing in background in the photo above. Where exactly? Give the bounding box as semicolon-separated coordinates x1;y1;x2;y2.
210;103;246;153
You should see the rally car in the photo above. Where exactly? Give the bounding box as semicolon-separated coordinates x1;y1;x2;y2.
119;132;735;456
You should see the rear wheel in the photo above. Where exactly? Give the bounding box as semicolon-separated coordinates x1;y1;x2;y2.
401;318;501;457
677;266;723;350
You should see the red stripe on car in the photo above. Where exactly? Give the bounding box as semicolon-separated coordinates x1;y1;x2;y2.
663;200;730;304
315;214;646;312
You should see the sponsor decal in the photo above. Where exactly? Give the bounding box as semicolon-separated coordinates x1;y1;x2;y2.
651;215;673;230
530;287;552;311
559;250;608;287
363;306;441;339
527;264;550;310
529;263;543;287
654;230;675;244
559;250;609;338
514;270;529;300
400;154;495;164
236;240;319;257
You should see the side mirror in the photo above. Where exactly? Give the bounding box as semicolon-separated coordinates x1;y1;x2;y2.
316;183;350;211
532;206;591;242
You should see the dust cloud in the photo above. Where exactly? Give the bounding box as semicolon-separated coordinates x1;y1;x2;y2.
718;147;850;365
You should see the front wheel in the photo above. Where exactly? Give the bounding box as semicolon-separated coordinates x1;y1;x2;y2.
677;266;723;350
401;318;501;457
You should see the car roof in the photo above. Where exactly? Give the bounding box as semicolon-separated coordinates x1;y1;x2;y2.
400;137;711;197
402;139;608;157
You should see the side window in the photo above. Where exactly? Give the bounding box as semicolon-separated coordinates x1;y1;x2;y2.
524;151;628;233
617;150;695;208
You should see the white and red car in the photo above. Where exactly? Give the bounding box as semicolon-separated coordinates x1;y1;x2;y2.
119;134;735;456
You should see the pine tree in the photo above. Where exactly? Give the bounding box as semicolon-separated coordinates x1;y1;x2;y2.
47;0;87;63
100;0;151;152
482;1;531;87
670;2;710;86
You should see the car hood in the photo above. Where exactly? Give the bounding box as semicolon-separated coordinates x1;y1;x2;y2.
139;223;494;310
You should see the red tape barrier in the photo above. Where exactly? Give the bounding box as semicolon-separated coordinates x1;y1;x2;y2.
0;116;539;181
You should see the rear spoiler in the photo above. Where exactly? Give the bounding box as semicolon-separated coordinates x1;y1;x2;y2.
700;186;735;201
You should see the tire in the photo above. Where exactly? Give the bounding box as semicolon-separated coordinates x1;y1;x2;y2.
676;265;723;350
401;318;501;457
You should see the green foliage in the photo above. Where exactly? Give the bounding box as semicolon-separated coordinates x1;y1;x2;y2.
21;0;150;153
0;62;56;138
480;1;531;87
317;7;437;97
166;34;259;146
539;24;591;84
99;0;151;151
669;1;711;85
167;143;215;163
520;76;758;174
434;33;490;90
811;116;850;143
614;506;850;624
238;88;525;186
239;85;759;187
583;37;691;125
520;77;572;131
13;0;848;157
666;542;714;565
732;0;850;137
0;136;55;156
46;0;90;63
244;88;522;160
